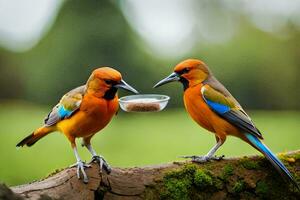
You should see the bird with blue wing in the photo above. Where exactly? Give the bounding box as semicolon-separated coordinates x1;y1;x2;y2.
154;59;299;190
17;67;138;183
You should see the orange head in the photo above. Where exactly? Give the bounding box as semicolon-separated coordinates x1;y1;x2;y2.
154;59;211;90
87;67;138;99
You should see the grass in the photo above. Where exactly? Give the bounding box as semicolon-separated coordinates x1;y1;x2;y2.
0;101;299;186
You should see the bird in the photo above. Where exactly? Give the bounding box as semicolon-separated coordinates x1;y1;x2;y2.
17;67;138;183
154;58;299;189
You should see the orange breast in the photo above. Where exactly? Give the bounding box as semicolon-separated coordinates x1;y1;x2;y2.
57;94;119;138
183;84;240;139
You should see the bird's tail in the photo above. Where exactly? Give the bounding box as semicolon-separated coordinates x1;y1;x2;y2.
16;126;54;147
245;133;299;190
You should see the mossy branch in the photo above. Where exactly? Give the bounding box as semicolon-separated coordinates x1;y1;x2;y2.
2;150;300;200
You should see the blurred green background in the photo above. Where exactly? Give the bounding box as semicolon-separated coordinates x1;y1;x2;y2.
0;0;299;186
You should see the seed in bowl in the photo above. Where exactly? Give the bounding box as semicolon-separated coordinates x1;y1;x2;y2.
119;95;170;112
126;102;160;112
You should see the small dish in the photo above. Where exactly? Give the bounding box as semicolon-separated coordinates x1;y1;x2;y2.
119;94;170;112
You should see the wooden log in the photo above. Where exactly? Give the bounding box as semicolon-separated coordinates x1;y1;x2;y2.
5;150;300;200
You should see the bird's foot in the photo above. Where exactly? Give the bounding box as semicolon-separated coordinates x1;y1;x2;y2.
70;161;91;183
179;155;224;163
89;155;112;174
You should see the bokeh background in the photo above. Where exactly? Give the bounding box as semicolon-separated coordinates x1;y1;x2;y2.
0;0;299;186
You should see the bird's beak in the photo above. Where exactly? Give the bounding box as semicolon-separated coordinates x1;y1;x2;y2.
114;79;139;94
153;72;180;88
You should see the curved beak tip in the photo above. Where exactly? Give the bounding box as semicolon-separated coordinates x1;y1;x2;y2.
153;72;179;89
132;88;139;94
115;79;139;94
153;81;164;88
153;83;160;88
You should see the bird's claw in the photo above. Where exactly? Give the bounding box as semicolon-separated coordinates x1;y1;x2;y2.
70;161;91;184
211;155;225;161
90;155;112;174
179;155;224;163
179;155;198;159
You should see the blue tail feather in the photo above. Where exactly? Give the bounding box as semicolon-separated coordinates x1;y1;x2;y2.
245;133;299;190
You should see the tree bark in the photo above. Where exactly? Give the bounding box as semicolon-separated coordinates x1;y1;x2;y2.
4;150;300;200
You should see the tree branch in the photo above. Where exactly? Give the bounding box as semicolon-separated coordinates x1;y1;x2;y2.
4;150;300;199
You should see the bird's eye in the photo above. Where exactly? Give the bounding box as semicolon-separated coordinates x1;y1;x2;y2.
182;68;190;74
105;80;113;85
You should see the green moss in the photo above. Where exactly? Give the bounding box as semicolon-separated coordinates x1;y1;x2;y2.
293;152;300;160
160;164;220;199
164;164;197;179
213;178;224;190
232;180;245;194
278;154;297;164
144;186;160;200
280;152;300;161
181;164;198;175
239;158;259;170
161;178;191;200
220;164;234;181
255;181;269;197
194;169;213;189
160;164;197;200
295;174;300;183
44;168;64;179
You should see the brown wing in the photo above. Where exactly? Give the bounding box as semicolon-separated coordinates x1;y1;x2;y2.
44;85;86;126
202;78;263;139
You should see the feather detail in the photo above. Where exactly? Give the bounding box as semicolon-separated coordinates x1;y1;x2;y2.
57;105;73;118
205;99;230;114
44;85;85;126
245;133;299;190
201;84;263;139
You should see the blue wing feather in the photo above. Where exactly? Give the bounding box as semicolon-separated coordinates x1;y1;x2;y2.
205;99;230;114
57;105;73;118
202;86;263;139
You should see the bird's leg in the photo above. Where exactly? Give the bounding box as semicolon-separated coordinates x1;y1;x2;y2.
180;139;224;163
84;143;112;174
69;145;91;183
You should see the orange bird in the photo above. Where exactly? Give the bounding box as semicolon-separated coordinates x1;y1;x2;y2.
17;67;138;183
154;59;299;189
